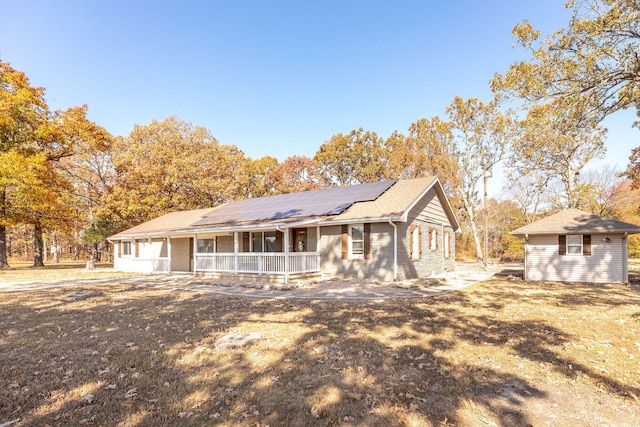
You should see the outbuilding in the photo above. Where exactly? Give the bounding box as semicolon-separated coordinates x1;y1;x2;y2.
511;208;640;283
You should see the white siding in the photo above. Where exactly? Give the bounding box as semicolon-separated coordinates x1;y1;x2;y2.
525;234;627;283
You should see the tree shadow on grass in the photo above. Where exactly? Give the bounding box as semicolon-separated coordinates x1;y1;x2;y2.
1;279;639;426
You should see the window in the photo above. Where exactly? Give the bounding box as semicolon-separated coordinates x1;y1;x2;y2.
264;231;283;252
566;235;583;255
410;224;422;260
429;228;438;251
444;231;451;259
122;241;131;256
342;223;370;260
197;238;215;253
559;234;591;256
350;224;364;257
252;232;263;252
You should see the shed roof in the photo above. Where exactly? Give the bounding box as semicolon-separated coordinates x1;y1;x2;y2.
511;208;640;236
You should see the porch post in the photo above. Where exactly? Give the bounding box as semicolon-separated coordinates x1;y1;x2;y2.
193;234;198;273
233;232;239;273
167;237;172;274
284;228;289;284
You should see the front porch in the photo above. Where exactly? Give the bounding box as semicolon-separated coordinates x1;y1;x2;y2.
117;226;322;282
195;252;320;276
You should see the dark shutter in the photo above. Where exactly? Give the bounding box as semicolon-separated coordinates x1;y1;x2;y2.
341;225;348;260
409;224;416;259
559;235;566;256
135;240;139;257
418;226;423;258
364;223;371;260
118;241;121;257
583;235;591;256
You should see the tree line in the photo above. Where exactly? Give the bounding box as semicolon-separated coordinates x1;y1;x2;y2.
2;0;640;267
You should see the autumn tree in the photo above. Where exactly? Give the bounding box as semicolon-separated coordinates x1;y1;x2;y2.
267;155;328;194
503;169;552;225
0;61;109;266
314;128;387;186
446;96;515;264
491;0;640;125
510;99;606;209
105;117;247;228
490;1;640;202
241;156;280;199
0;61;48;267
384;117;460;193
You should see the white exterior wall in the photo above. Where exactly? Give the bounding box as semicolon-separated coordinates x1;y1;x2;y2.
525;234;627;283
113;238;169;273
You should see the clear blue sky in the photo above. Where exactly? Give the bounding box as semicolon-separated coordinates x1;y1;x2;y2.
1;1;636;181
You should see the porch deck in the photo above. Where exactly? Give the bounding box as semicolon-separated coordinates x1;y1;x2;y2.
128;252;320;280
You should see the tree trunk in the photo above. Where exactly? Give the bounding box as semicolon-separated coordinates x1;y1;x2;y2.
92;242;99;262
33;219;45;267
0;224;8;269
53;233;59;263
0;189;9;268
463;195;483;263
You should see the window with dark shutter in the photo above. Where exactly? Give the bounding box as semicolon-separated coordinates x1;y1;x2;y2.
558;235;566;256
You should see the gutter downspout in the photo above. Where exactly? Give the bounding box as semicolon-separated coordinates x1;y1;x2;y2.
389;220;397;281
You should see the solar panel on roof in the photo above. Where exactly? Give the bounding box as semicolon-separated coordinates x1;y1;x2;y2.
192;180;396;226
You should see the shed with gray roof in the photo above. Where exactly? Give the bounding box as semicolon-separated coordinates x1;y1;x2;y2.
109;177;460;282
511;208;640;283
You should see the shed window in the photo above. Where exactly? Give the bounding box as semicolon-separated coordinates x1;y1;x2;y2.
122;241;132;256
566;235;582;255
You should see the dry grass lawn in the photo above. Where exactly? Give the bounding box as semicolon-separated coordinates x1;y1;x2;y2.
1;262;640;426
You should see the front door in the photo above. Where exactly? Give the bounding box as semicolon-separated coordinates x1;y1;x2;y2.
293;228;307;252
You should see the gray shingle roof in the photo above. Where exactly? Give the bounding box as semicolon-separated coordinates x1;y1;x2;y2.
511;208;640;236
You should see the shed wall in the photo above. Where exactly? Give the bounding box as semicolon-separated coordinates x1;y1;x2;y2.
525;234;626;283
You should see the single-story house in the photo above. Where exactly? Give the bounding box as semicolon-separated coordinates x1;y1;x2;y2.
108;177;460;282
511;208;640;283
